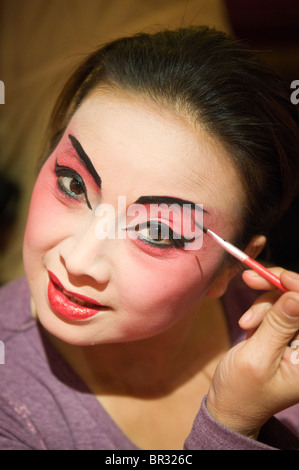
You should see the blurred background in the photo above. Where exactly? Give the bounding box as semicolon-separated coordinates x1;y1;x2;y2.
0;0;298;285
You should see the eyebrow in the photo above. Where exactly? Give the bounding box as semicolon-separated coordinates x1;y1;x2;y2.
68;134;102;189
134;195;207;213
66;138;207;216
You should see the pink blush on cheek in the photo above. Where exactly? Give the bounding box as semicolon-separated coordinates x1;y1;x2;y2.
122;241;218;310
129;235;180;258
23;157;74;253
118;209;230;337
114;256;208;341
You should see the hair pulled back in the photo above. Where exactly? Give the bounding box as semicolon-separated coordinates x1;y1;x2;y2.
44;26;299;248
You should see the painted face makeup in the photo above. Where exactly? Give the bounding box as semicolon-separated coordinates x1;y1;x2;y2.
23;89;245;346
124;197;205;251
68;134;102;191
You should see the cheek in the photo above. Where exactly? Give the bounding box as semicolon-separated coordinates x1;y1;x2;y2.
115;242;222;334
23;159;70;260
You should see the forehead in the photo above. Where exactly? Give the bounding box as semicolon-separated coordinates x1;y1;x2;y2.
65;90;245;226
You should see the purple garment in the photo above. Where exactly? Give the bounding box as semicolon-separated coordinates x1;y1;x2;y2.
0;277;298;450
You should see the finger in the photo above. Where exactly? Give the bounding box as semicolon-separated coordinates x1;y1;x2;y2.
239;291;280;330
250;292;299;367
242;267;286;291
280;270;299;292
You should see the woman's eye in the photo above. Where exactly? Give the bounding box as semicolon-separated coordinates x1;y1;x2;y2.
55;162;91;209
58;175;85;198
137;221;172;246
127;221;194;249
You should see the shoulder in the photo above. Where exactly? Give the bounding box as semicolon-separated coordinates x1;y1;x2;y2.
0;278;78;449
0;277;30;303
0;277;32;341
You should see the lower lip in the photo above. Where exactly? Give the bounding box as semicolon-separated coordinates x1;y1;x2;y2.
47;278;103;321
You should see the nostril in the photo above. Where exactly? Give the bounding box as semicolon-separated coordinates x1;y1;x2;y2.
59;242;111;285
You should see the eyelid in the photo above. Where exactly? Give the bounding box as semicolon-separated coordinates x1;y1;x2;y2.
54;161;92;210
126;220;195;249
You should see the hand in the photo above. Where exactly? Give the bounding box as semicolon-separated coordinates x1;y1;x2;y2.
206;269;299;439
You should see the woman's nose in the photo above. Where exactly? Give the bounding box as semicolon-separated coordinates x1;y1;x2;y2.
60;222;112;283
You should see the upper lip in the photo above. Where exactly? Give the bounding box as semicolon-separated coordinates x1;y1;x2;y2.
48;270;104;307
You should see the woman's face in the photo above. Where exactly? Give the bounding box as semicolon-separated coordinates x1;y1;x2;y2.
23;89;245;345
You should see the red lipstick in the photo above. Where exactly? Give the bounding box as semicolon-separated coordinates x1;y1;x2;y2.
47;271;106;320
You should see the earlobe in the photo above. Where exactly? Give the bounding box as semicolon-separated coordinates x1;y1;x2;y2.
206;263;240;298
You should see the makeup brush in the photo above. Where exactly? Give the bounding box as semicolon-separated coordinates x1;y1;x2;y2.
200;225;287;293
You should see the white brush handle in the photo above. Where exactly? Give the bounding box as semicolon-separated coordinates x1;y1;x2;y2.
206;228;287;292
206;229;248;262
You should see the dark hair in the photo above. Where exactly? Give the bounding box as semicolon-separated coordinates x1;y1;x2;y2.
43;26;299;248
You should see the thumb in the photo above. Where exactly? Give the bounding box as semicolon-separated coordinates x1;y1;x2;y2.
251;292;299;365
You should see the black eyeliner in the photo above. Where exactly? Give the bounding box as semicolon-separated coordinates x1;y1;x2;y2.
125;221;196;249
55;161;92;210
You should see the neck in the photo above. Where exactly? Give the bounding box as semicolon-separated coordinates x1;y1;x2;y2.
43;297;229;398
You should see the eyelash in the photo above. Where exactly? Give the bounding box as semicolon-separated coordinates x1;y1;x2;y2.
126;220;195;249
55;162;92;209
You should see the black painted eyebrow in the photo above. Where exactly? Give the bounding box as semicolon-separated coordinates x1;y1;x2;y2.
68;134;102;189
134;196;207;213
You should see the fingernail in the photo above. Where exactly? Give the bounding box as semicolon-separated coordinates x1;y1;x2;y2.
245;270;259;277
240;309;253;324
282;296;299;318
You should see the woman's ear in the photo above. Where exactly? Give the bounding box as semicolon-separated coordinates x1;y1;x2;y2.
206;235;267;299
243;234;267;259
